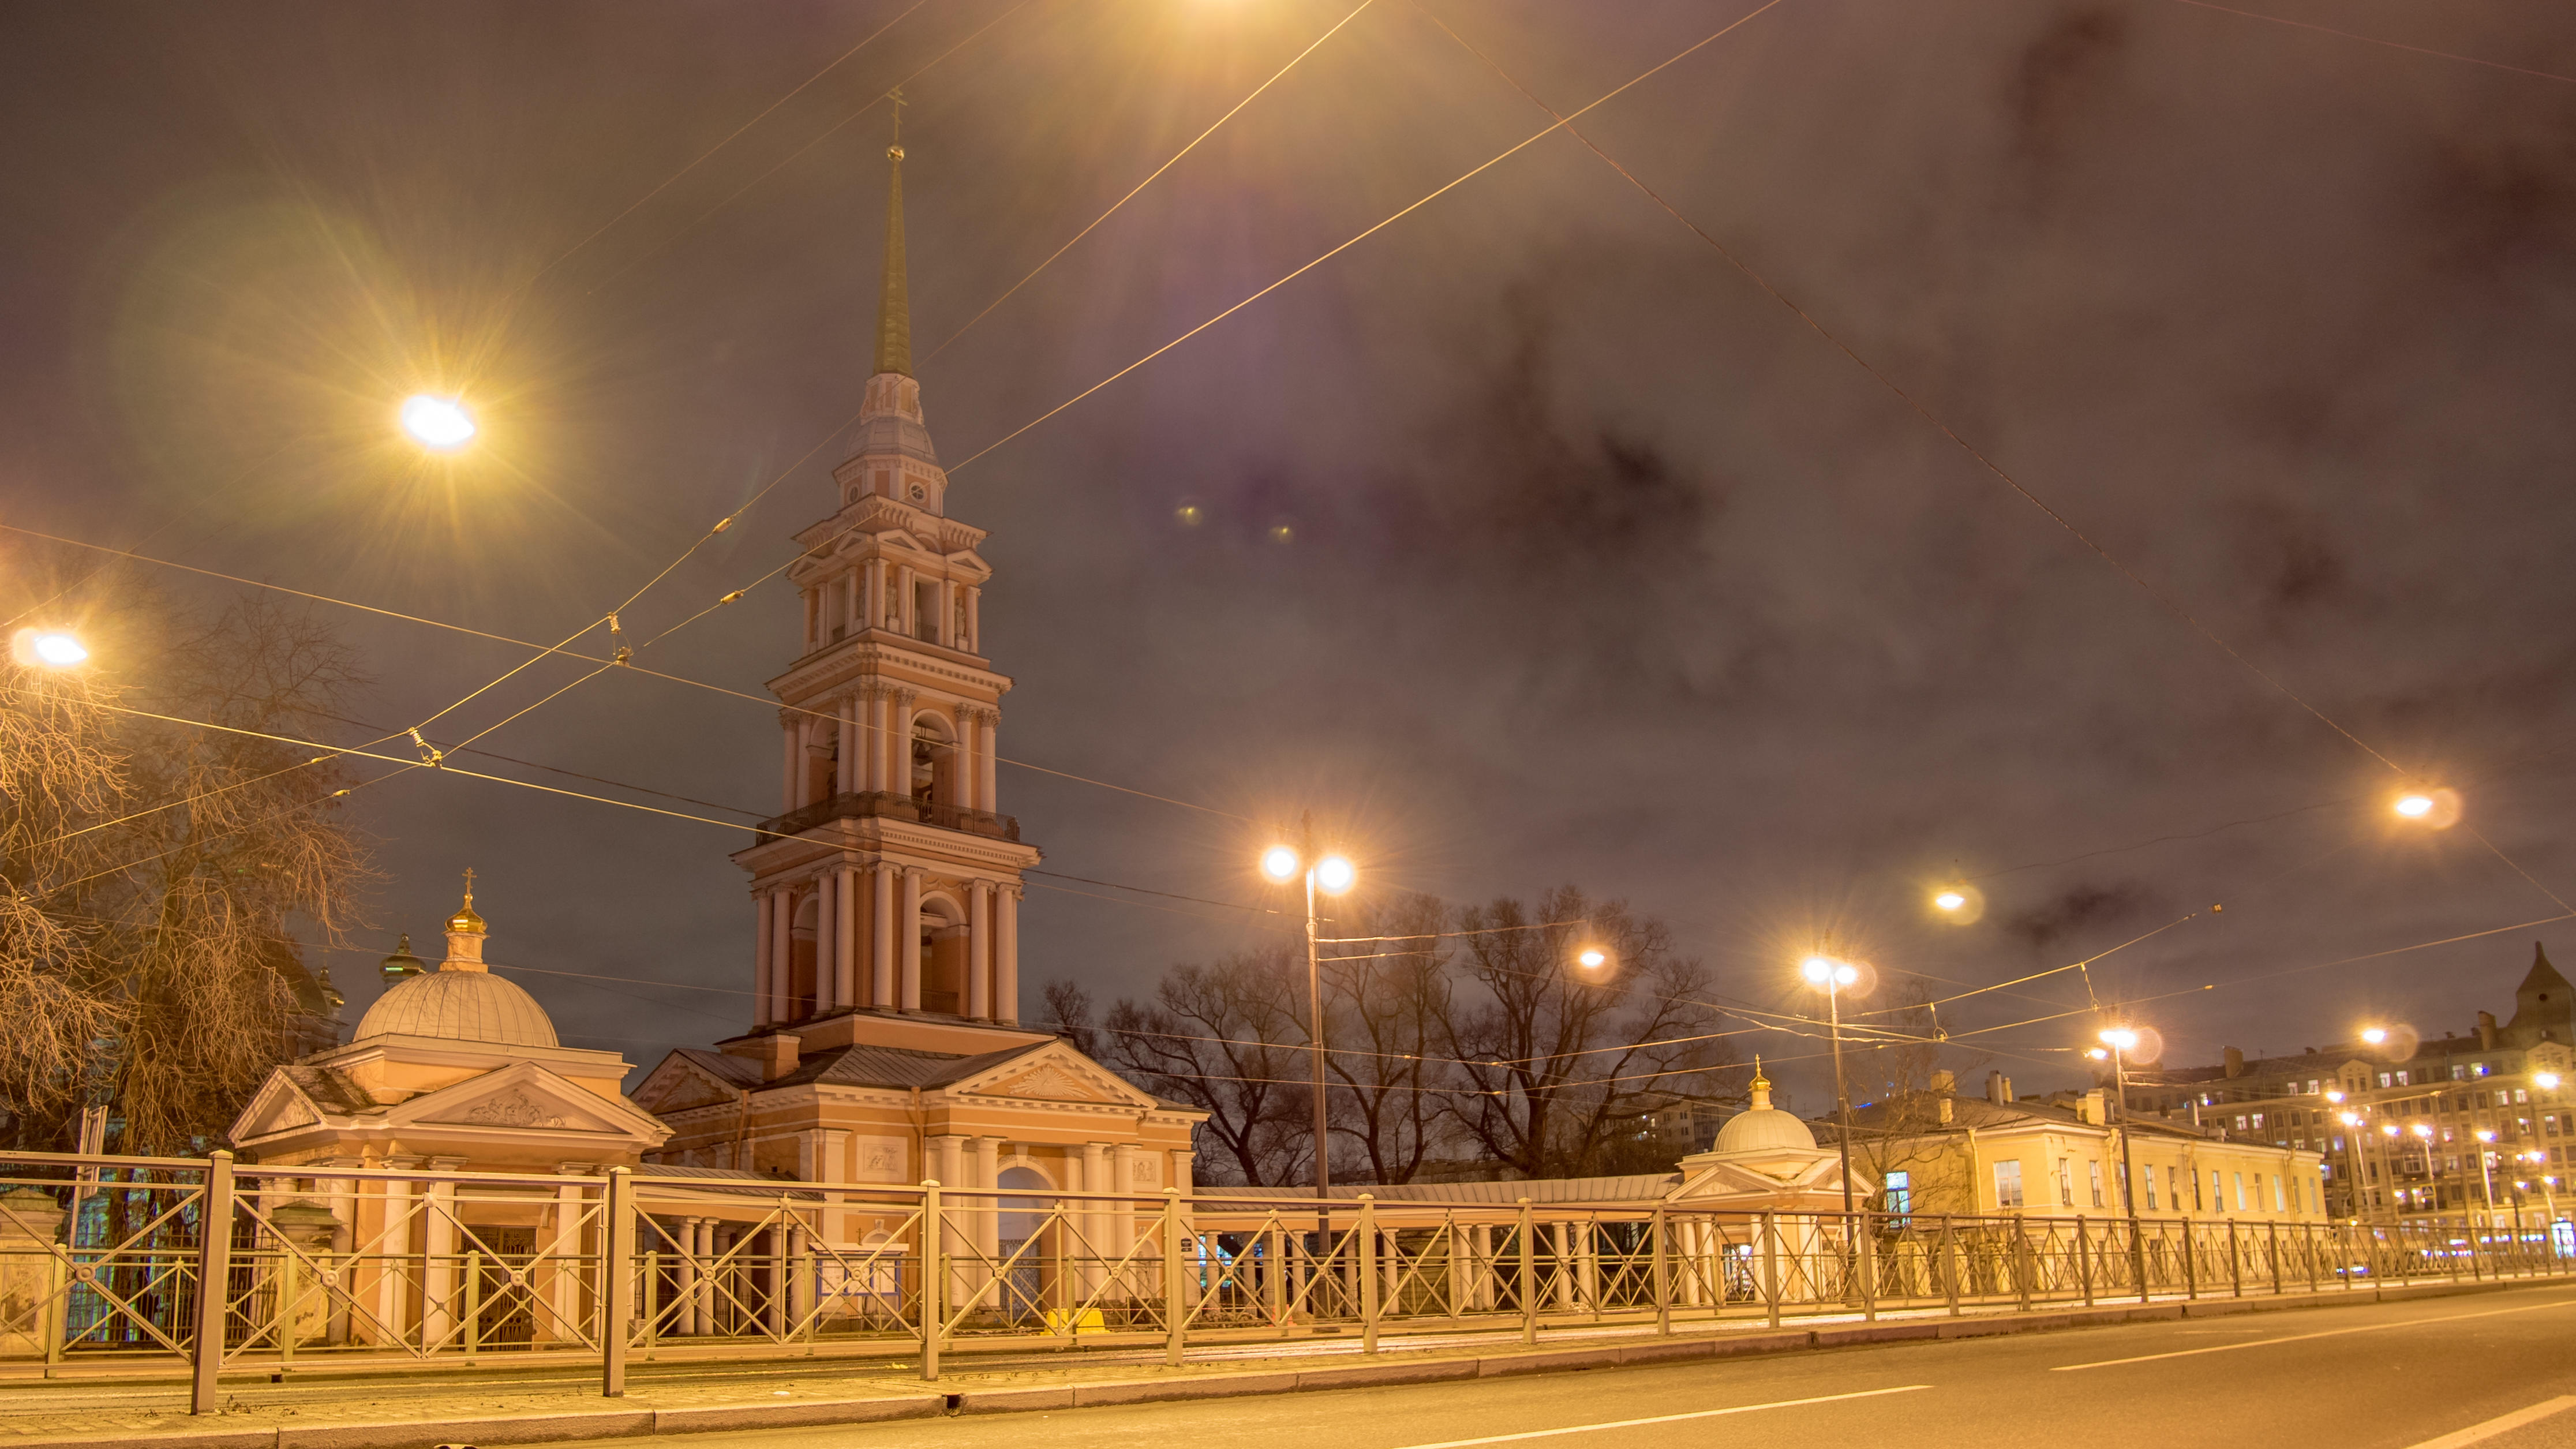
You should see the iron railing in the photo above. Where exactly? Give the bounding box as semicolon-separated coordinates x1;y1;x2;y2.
1;1150;2568;1414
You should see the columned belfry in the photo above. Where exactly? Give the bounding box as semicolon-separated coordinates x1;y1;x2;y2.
735;118;1036;1039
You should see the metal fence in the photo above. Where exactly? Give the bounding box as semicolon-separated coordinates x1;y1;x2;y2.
2;1149;2570;1415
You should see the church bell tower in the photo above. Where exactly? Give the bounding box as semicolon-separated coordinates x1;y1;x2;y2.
731;115;1036;1040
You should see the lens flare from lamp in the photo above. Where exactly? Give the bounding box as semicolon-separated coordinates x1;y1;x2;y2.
1800;956;1834;984
2099;1027;2140;1052
1259;845;1300;883
1314;855;1355;894
2361;1027;2387;1046
400;395;476;449
2085;1048;2108;1061
11;629;87;667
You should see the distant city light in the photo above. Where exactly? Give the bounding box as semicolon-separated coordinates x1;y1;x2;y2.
400;394;476;449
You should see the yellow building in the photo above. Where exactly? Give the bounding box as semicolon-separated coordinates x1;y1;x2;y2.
1846;1073;2326;1224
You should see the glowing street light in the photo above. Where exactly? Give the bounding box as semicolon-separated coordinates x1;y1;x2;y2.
2538;1072;2563;1092
9;629;87;668
2094;1027;2145;1235
1799;950;1868;1216
1574;945;1609;971
2394;794;2435;819
1933;890;1967;912
400;394;477;450
2361;1027;2388;1047
1256;819;1356;1210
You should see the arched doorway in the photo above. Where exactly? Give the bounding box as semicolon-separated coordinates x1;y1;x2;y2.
995;1165;1050;1324
920;895;966;1014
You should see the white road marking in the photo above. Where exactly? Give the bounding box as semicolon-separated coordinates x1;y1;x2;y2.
2051;1295;2576;1371
1382;1384;1932;1448
2405;1394;2576;1448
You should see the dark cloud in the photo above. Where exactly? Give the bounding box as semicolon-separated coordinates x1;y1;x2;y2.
3;0;2573;1110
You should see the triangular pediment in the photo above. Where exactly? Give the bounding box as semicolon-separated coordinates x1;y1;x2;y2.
632;1051;751;1116
229;1073;333;1147
390;1061;668;1144
950;1041;1156;1109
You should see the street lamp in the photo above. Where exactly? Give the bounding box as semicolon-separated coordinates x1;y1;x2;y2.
1799;952;1864;1216
1259;826;1354;1207
2361;1027;2388;1047
2095;1028;2143;1222
2411;1123;2439;1233
2476;1130;2500;1241
2383;1123;2405;1221
400;394;476;450
8;629;87;668
1574;945;1609;971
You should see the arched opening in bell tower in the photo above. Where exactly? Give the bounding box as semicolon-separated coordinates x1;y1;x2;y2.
920;894;966;1014
910;714;958;811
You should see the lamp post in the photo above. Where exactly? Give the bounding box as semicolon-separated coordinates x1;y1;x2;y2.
1799;953;1862;1215
2412;1122;2440;1236
1259;825;1355;1206
2382;1123;2405;1224
2476;1130;2500;1240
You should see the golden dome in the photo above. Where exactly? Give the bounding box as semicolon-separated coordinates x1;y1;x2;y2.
445;868;486;935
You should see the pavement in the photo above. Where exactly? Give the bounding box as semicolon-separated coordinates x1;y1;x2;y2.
5;1280;2573;1448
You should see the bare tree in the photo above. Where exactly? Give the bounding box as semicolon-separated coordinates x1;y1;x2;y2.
1320;893;1459;1185
1057;945;1317;1186
1833;975;1986;1213
1;574;373;1154
1436;887;1731;1179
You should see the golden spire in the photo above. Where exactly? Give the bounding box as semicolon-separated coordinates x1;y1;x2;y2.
445;866;486;935
873;90;913;379
1748;1055;1772;1111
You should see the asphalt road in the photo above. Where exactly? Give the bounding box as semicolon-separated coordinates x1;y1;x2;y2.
566;1286;2576;1449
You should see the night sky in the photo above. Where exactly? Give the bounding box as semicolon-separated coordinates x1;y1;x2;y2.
6;1;2574;1111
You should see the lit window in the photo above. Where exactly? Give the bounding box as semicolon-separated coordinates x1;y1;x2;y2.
2090;1160;2105;1208
2236;1115;2249;1130
2252;1112;2266;1129
1994;1159;2025;1209
2273;1175;2285;1212
2453;1066;2468;1081
2398;1071;2411;1086
2210;1170;2221;1211
1885;1170;1911;1220
2477;1063;2491;1077
2381;1073;2394;1089
2233;1171;2246;1211
2057;1157;2075;1208
2518;1089;2531;1105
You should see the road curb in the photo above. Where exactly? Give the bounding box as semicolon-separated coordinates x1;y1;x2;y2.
19;1280;2567;1448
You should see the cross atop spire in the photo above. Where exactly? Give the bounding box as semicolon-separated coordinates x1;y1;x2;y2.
873;89;912;379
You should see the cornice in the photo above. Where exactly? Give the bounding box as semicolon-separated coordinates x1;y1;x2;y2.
732;823;1042;874
771;636;1013;701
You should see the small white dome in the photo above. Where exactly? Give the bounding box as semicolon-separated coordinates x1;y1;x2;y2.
1714;1105;1816;1155
356;969;558;1049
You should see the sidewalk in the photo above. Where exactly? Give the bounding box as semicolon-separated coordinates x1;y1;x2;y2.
0;1278;2539;1449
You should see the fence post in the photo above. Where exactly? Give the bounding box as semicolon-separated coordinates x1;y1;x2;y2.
2013;1215;2031;1312
2182;1218;2197;1298
1858;1212;1877;1322
642;1250;659;1361
920;1180;943;1382
1358;1195;1379;1354
43;1250;68;1379
463;1249;481;1366
1762;1212;1781;1330
1652;1207;1671;1335
1162;1189;1184;1367
1941;1216;1959;1317
2226;1221;2242;1297
2268;1222;2283;1295
600;1167;633;1398
1266;1221;1286;1334
2075;1216;2093;1308
190;1151;235;1416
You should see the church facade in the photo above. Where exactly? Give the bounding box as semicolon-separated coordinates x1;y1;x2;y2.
626;130;1206;1207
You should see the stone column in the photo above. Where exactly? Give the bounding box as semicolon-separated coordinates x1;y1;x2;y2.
930;1135;964;1308
937;578;955;647
780;720;798;812
770;885;795;1024
836;697;857;795
864;557;884;630
788;1226;813;1330
1111;1145;1140;1302
965;586;980;653
993;888;1020;1025
754;891;774;1029
978;713;998;813
372;1172;414;1346
421;1169;459;1348
544;1171;585;1343
860;687;883;794
871;864;897;1008
813;871;837;1014
967;883;992;1020
834;864;858;1010
972;1137;1001;1308
954;706;979;811
692;1219;717;1335
889;690;917;802
898;870;923;1011
1079;1143;1108;1302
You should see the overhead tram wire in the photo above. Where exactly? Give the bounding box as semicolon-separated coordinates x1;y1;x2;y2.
517;0;934;294
918;0;1380;363
1421;4;2576;916
931;0;1791;480
2163;0;2576;86
579;1;1038;299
